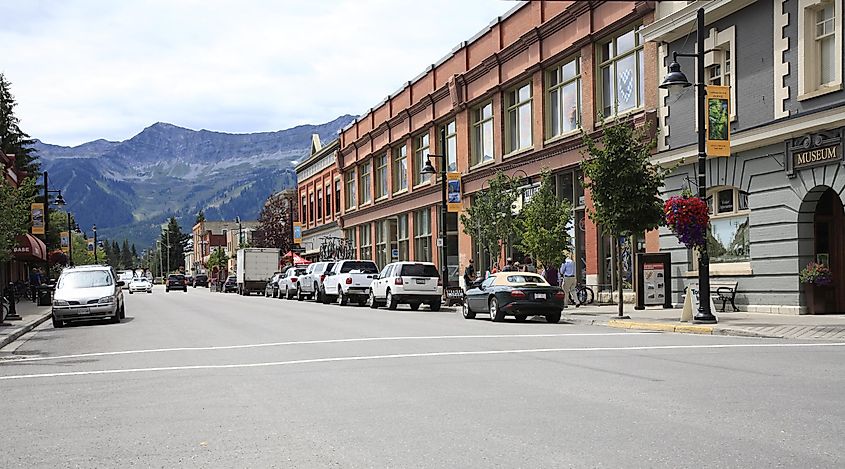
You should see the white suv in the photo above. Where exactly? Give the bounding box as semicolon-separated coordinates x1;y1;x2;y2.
298;261;335;302
369;261;442;311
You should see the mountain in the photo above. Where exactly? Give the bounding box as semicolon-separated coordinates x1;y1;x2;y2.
35;115;356;249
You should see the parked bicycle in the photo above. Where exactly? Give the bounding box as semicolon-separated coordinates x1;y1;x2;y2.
567;283;594;307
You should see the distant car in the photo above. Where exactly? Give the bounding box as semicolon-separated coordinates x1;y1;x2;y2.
463;272;565;323
264;272;284;298
370;261;442;311
279;267;307;299
51;265;126;328
193;274;208;288
128;276;153;294
116;270;134;290
222;275;238;293
322;260;379;306
166;274;188;292
298;262;334;302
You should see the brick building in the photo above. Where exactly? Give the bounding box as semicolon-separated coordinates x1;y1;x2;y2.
336;1;660;290
296;135;342;260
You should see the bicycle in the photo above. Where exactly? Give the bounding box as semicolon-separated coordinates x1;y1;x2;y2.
567;283;594;307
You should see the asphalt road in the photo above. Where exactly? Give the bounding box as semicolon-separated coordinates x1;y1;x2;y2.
0;286;843;468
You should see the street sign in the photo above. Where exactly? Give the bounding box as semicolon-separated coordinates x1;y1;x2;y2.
391;248;399;258
436;238;444;247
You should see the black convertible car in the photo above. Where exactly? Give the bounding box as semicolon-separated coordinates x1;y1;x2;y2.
462;272;565;323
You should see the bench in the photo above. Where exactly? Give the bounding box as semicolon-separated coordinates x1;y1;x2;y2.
710;281;738;312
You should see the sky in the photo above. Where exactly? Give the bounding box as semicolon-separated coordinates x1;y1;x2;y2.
1;0;520;147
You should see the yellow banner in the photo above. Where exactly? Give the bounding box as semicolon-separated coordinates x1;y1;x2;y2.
31;203;45;235
60;231;70;253
706;85;731;157
447;172;462;213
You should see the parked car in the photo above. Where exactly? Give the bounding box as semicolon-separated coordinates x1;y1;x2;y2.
222;275;238;293
370;261;442;311
166;274;188;292
264;272;284;298
298;261;335;302
463;272;565;323
322;260;379;306
193;274;208;288
51;265;126;328
116;270;134;290
279;267;307;299
128;276;153;294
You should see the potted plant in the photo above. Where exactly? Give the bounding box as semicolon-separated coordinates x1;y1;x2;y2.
800;261;833;314
664;193;709;249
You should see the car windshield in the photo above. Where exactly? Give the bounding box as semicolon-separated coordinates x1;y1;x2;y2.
505;274;548;285
58;271;113;289
293;269;307;276
133;277;149;282
168;275;184;280
340;261;378;274
399;264;439;277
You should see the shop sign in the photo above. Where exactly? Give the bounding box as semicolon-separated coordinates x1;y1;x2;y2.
785;129;844;178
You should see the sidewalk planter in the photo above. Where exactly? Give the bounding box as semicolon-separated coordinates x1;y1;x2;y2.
804;284;834;315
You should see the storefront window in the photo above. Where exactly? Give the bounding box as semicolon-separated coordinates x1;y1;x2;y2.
398;214;409;261
693;187;750;267
414;209;432;262
359;223;372;260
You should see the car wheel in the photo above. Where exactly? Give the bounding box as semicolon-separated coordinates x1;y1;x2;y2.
119;304;126;319
111;312;121;324
386;290;398;310
429;302;441;312
296;285;304;301
369;291;379;309
283;286;288;299
462;302;476;319
515;314;527;323
129;290;133;294
52;315;63;328
314;284;322;303
338;287;348;306
546;311;562;324
489;297;504;322
409;302;420;311
166;288;170;293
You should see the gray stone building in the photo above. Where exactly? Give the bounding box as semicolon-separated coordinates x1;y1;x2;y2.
643;0;844;313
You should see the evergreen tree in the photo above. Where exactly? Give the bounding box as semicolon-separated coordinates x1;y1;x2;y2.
0;73;39;177
120;239;133;269
102;240;113;266
195;210;206;225
110;240;121;268
160;217;189;272
131;243;138;265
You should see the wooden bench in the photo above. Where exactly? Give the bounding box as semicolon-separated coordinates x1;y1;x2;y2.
710;280;738;312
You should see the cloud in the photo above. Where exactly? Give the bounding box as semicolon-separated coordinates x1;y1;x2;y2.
1;0;520;145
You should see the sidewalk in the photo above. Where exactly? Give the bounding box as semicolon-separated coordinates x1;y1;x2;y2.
565;304;845;340
0;299;52;350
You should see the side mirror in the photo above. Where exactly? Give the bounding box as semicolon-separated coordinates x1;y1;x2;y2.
372;275;379;280
117;281;125;287
479;284;485;291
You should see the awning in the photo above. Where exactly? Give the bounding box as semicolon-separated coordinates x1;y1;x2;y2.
13;234;47;262
282;251;311;265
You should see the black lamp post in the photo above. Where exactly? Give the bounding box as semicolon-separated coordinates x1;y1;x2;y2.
92;225;98;263
43;171;66;282
420;147;449;291
659;7;717;324
236;216;243;248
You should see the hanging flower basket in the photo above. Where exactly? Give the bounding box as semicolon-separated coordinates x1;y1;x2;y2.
799;262;832;286
664;196;709;249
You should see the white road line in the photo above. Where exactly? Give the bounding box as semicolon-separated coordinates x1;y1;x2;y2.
0;332;634;364
1;342;843;381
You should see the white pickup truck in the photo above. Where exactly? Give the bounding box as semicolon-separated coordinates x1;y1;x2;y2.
321;260;379;306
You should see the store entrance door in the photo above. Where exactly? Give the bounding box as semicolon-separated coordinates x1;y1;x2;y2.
813;188;845;312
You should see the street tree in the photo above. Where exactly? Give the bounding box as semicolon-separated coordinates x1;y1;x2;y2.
110;240;121;268
581;118;668;317
130;243;138;264
254;192;296;251
460;171;522;270
160;217;189;272
516;170;572;272
195;210;206;225
120;239;133;269
0;73;39;177
0;177;35;263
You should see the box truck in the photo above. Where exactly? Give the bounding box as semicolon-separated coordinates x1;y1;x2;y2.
236;248;280;295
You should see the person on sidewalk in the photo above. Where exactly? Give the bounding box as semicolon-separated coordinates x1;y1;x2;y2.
501;258;516;272
29;268;42;303
560;256;576;308
544;261;559;289
463;259;477;289
523;256;536;273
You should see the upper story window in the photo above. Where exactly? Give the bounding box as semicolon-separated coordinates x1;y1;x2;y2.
799;0;842;97
359;161;372;205
443;120;458;172
505;83;533;154
375;153;388;199
325;183;331;218
316;189;323;220
309;193;315;223
471;101;494;167
546;57;581;138
393;144;408;193
344;171;356;210
301;195;307;224
335;179;341;215
597;25;644;117
413;133;430;187
705;187;750;264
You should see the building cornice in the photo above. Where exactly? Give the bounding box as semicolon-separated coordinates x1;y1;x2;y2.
640;0;755;43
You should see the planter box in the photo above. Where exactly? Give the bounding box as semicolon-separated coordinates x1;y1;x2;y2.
804;284;835;314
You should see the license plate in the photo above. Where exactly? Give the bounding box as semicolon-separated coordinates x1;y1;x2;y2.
415;279;426;284
534;293;546;300
77;308;90;314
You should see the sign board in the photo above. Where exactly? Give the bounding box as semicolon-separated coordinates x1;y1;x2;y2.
784;129;844;178
293;222;303;244
642;263;666;306
634;252;672;310
31;203;45;235
446;172;462;212
391;248;399;259
706;85;731;157
60;231;70;253
436;238;444;247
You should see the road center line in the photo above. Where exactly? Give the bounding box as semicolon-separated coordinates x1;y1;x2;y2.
0;333;634;364
1;342;843;381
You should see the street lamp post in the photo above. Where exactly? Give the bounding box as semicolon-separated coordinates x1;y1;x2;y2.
420;140;450;291
43;171;67;281
92;225;98;263
236;216;243;248
659;7;717;324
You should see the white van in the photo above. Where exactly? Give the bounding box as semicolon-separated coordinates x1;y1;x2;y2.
116;270;135;290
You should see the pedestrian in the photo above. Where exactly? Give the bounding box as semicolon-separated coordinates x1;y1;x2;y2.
560;256;576;308
545;261;559;288
501;258;516;272
463;259;477;289
29;268;42;302
523;256;536;273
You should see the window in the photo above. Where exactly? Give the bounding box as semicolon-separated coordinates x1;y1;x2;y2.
547;57;581;138
376;219;389;268
344;228;357;253
799;0;842;97
335;180;341;215
301;195;308;224
471;101;494;166
325;184;331;218
375;153;388;199
399;263;439;277
505;82;533;154
704;26;736;120
344;171;356;210
597;26;644;116
393;145;408;193
413;133;430;186
696;187;750;265
443;120;458;172
359;161;372;204
316;189;323;220
397;214;409;261
359;223;372;260
309;193;315;223
414;209;432;262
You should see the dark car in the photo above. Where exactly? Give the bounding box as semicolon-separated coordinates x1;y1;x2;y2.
166;274;188;292
222;275;238;293
462;272;565;323
193;274;209;288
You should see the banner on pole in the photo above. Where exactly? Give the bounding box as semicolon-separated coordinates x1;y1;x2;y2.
60;231;70;253
447;172;462;213
31;203;45;235
706;85;731;157
293;222;303;244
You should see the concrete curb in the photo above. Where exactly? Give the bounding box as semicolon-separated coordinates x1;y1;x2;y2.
0;311;52;350
565;315;783;339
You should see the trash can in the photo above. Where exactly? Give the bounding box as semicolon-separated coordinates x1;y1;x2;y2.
37;285;53;306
